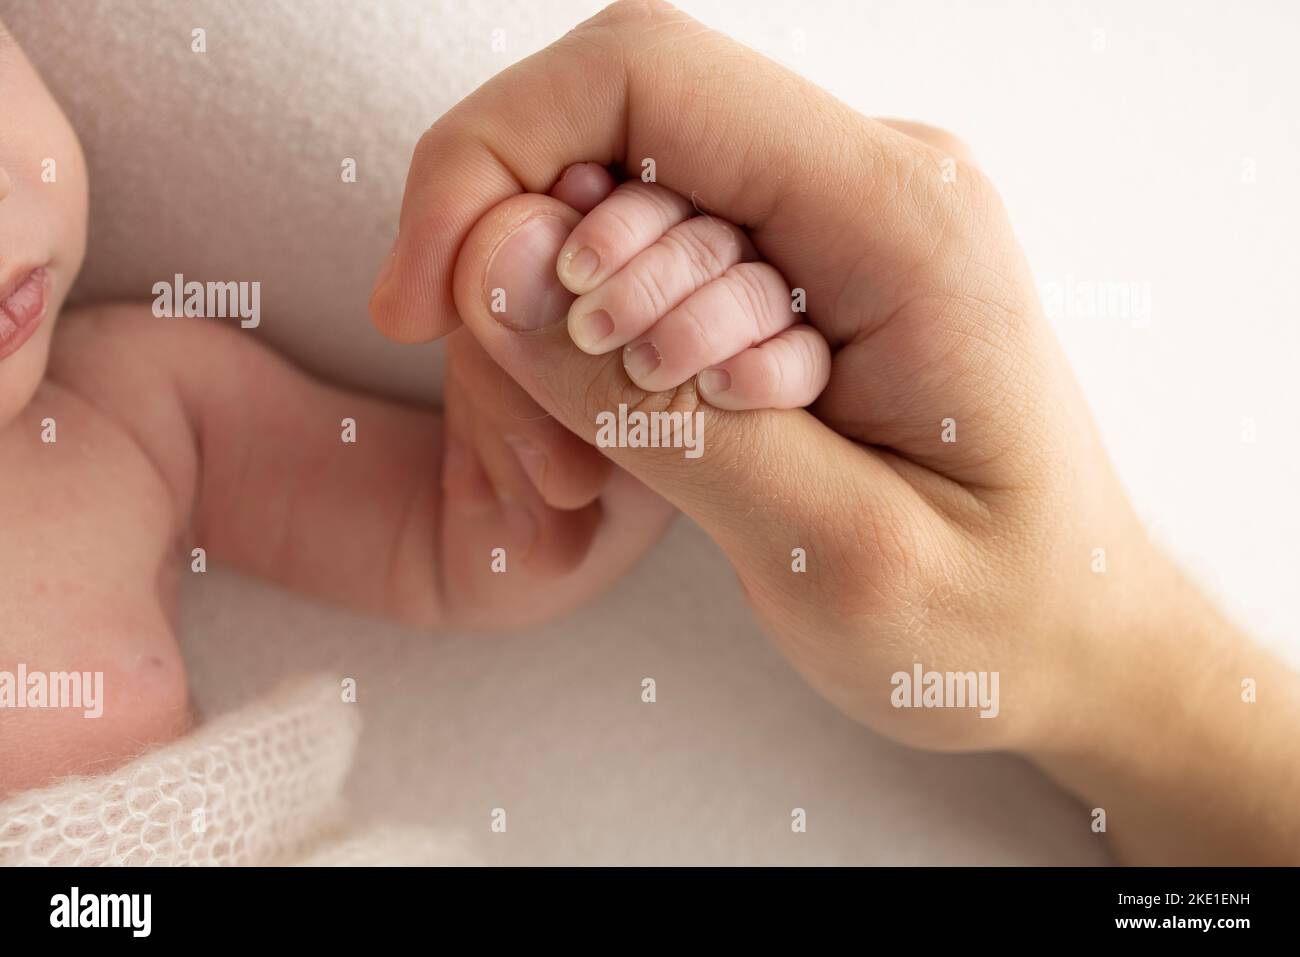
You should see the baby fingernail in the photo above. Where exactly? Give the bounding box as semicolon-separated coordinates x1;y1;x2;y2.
698;368;731;395
559;245;601;290
623;342;662;383
485;215;573;332
571;308;615;352
505;435;547;495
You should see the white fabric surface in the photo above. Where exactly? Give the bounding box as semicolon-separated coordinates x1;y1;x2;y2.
0;674;472;866
7;0;1292;864
171;523;1102;865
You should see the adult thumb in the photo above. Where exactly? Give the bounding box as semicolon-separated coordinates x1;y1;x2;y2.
451;192;921;588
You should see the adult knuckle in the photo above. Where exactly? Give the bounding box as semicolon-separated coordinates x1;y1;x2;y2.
593;0;683;30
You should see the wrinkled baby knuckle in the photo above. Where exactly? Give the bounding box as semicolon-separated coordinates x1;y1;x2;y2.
682;218;738;274
726;262;779;315
627;262;673;316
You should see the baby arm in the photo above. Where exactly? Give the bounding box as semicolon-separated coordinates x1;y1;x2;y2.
1;301;671;797
52;304;671;632
53;303;449;626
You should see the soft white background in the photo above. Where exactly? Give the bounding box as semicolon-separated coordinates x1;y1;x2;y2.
5;0;1296;863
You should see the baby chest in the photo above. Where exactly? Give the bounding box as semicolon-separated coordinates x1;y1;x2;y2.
0;396;178;592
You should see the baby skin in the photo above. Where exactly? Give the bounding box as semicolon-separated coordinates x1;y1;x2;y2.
0;29;820;798
441;163;833;520
0;27;664;794
556;171;831;410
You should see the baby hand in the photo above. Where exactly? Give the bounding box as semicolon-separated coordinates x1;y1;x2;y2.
436;164;677;603
438;168;829;595
557;179;831;411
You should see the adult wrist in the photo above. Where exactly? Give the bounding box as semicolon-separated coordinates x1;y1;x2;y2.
1023;547;1300;863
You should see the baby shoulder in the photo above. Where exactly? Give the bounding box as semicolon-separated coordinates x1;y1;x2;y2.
53;300;239;362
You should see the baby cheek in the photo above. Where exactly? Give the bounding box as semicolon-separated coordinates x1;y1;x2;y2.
29;73;91;278
52;141;90;276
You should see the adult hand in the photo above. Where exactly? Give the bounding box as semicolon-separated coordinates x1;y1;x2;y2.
371;0;1300;864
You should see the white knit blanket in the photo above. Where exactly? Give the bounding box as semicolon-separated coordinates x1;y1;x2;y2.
0;676;474;866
